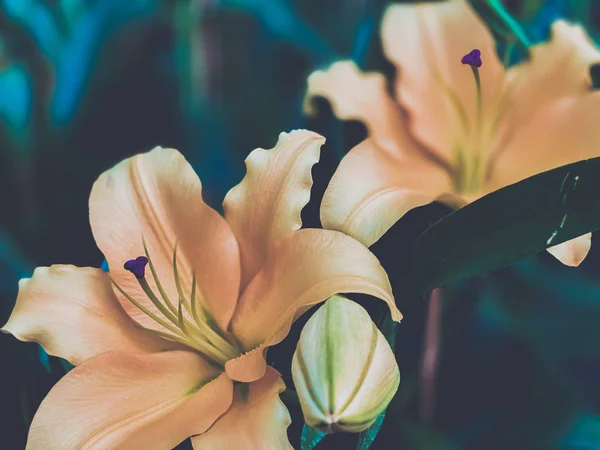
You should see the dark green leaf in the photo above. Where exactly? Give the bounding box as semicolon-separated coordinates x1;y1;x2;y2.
397;157;600;299
356;413;385;450
301;425;327;450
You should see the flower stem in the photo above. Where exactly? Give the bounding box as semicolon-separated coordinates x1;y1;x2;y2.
419;287;443;425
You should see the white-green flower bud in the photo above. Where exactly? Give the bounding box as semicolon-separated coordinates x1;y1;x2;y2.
292;295;400;433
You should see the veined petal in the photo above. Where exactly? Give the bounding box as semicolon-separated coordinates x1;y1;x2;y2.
26;351;233;450
89;147;241;333
1;265;175;366
547;233;592;267
321;139;453;247
191;367;292;450
490;23;600;190
229;228;400;362
505;21;600;124
223;130;325;288
304;61;421;157
381;0;503;163
489;94;600;189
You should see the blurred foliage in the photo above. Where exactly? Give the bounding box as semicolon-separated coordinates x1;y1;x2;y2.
1;0;600;449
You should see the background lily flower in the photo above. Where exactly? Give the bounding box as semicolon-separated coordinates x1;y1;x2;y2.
1;129;401;449
292;295;400;434
306;0;600;267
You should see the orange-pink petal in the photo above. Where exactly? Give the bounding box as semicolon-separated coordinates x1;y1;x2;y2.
229;228;400;359
489;94;600;189
223;130;325;288
1;265;175;366
505;20;600;125
321;139;453;247
89;147;241;333
381;0;503;163
304;61;422;157
26;351;233;450
191;367;292;450
489;22;600;191
224;345;268;383
547;233;592;267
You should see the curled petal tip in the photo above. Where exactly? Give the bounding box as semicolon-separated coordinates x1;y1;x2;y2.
123;256;148;279
461;49;482;67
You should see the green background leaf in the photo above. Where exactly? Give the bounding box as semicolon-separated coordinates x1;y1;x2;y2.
301;425;327;450
389;157;600;302
356;413;386;450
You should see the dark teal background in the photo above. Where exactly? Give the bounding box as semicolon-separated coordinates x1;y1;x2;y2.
1;1;600;448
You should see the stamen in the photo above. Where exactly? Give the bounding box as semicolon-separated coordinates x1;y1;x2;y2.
110;276;183;336
455;49;485;193
137;277;179;324
119;245;242;364
124;256;148;279
173;244;192;316
177;296;186;331
462;49;483;120
143;238;177;315
190;271;202;326
115;273;233;362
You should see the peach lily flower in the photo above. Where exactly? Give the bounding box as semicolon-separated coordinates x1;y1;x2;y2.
1;130;401;449
306;0;600;266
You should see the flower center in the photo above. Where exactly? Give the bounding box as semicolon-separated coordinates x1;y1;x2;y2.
112;240;240;366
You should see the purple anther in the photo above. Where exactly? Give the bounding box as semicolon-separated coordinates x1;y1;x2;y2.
124;256;148;279
461;49;482;68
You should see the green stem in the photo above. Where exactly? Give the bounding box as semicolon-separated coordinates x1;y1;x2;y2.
419;288;443;425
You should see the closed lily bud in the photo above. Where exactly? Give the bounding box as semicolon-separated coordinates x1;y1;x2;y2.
292;295;400;433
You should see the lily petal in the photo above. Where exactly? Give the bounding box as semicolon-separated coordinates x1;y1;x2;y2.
26;351;233;450
304;61;421;157
489;22;600;188
321;139;453;247
506;20;600;124
1;265;174;366
227;228;399;381
191;367;292;450
223;130;325;288
489;94;600;189
89;147;241;333
381;0;503;163
224;345;268;383
547;233;592;267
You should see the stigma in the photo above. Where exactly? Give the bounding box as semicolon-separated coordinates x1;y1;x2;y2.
461;49;482;67
124;256;148;279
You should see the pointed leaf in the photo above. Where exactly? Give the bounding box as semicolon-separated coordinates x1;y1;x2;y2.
356;412;386;450
385;157;600;299
300;424;326;450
